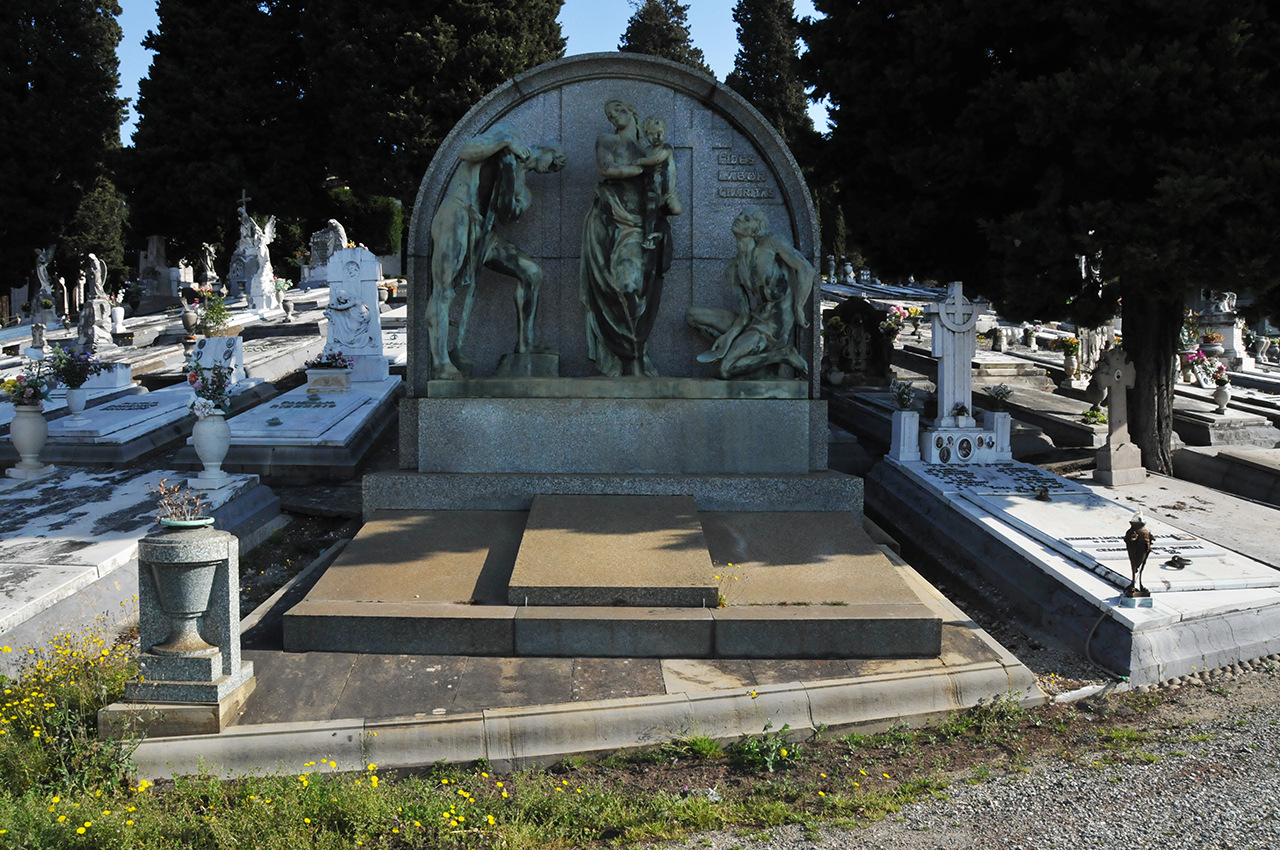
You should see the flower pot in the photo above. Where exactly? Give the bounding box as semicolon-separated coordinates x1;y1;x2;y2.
159;517;216;528
282;299;295;322
377;287;389;304
1178;350;1197;383
1213;383;1231;414
111;305;126;333
306;367;352;393
6;405;54;479
181;309;199;333
1062;353;1078;379
64;386;89;424
191;411;231;484
148;553;219;656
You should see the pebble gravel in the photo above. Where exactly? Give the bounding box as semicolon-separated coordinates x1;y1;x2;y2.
661;665;1280;850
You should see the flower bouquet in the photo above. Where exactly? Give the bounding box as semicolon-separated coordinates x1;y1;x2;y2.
47;345;104;389
879;305;908;338
304;351;355;370
1060;337;1080;356
1213;364;1230;387
1;359;56;410
186;360;233;418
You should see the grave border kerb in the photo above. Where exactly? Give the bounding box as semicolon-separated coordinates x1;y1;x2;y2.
405;52;821;399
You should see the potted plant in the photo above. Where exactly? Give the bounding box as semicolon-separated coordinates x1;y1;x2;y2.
18;302;30;316
144;479;220;656
186;360;234;483
304;350;355;392
1212;364;1231;413
984;383;1013;411
2;358;57;479
193;283;231;337
47;345;104;423
1200;331;1226;358
275;277;295;321
1059;337;1080;376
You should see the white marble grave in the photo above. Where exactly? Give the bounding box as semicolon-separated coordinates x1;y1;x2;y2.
0;468;259;634
226;377;398;447
889;282;1012;464
323;247;389;383
48;386;193;442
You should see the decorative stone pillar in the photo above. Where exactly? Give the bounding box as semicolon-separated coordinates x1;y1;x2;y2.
100;525;255;738
889;410;921;462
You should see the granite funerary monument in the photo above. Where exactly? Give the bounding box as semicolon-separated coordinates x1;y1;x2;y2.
287;54;950;663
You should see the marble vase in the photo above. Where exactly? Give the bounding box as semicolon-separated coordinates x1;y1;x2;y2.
65;387;89;423
7;406;54;479
191;412;232;488
1213;383;1231;414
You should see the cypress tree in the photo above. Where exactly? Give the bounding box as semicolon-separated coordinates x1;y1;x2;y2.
618;0;714;77
725;0;810;149
0;0;125;298
803;0;1280;473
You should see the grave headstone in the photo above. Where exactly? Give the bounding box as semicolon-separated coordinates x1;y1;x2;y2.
893;281;1011;464
324;247;388;383
1093;348;1145;486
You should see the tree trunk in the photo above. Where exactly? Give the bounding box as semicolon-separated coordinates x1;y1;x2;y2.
1124;288;1181;474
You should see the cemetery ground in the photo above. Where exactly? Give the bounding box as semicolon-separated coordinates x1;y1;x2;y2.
2;434;1278;847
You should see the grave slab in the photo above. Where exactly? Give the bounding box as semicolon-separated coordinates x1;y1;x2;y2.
866;457;1280;685
508;495;717;607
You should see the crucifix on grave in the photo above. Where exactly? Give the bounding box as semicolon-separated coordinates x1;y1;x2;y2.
928;281;977;426
1092;348;1145;486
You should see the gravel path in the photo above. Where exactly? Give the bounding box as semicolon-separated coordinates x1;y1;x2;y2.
663;670;1280;850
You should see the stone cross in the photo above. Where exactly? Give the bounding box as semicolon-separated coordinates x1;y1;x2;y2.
1096;348;1135;448
238;189;252;209
1093;347;1145;485
928;281;977;424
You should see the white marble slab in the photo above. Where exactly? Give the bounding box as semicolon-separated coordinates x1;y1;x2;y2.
47;386;193;441
382;329;407;366
223;377;399;448
0;562;102;634
962;490;1279;593
906;460;1086;499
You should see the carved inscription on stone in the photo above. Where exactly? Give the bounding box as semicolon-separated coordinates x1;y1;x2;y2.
104;401;160;411
715;151;775;200
275;400;338;409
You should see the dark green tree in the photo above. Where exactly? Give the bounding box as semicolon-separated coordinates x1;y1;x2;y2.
618;0;713;77
0;0;125;300
803;0;1280;472
125;0;312;266
302;0;565;212
725;0;810;148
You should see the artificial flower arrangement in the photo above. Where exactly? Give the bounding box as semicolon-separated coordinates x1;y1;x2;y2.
951;402;970;418
304;351;355;370
186;359;234;419
889;378;915;410
1202;332;1225;345
879;304;909;337
274;277;292;293
1;359;57;410
1213;364;1230;387
47;345;105;389
985;383;1014;410
1060;337;1080;356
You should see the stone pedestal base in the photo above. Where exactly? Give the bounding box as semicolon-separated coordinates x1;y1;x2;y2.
99;672;255;739
1095;442;1146;486
6;463;56;480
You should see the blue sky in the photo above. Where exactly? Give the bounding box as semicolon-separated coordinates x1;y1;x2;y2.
115;0;825;145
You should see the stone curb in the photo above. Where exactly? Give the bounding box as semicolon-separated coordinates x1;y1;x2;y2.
132;662;1044;781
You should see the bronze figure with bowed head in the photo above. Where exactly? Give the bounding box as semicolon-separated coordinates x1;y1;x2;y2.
428;124;566;380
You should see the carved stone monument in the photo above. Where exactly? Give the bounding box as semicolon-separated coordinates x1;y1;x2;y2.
77;254;116;354
301;219;348;289
892;282;1011;464
1092;348;1145;486
31;246;60;330
427;125;566;379
686;207;812;379
238;205;278;311
325;247;389;383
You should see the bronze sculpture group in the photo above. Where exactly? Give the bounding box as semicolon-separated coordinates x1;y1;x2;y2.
427;100;814;381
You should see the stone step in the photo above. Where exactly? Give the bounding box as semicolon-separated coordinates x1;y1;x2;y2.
281;507;943;659
508;495;717;608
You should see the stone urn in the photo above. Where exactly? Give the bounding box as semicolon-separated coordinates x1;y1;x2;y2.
191;411;232;484
64;387;90;424
282;299;295;323
6;406;54;480
1200;341;1225;359
1213;383;1231;414
1085;372;1107;411
1254;337;1271;360
145;522;221;656
181;308;199;333
182;336;198;358
1062;353;1078;380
